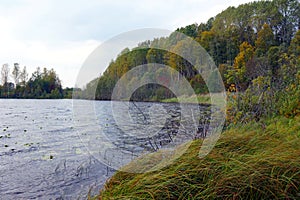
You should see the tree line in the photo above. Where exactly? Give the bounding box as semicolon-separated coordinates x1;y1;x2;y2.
81;0;299;121
0;63;71;99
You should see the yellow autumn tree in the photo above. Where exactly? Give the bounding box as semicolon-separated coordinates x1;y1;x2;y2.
226;41;254;91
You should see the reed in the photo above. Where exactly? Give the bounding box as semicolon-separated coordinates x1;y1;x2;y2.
97;116;300;199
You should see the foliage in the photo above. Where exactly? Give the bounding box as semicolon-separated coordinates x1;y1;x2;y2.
83;0;299;105
289;30;300;57
226;42;254;93
90;1;300;199
255;24;275;57
277;55;300;117
0;66;64;99
226;53;300;125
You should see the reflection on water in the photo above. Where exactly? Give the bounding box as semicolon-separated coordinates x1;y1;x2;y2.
0;99;210;199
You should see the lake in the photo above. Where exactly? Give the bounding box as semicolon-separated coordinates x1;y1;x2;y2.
0;99;210;199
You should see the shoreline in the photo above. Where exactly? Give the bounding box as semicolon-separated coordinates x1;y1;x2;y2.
97;116;300;199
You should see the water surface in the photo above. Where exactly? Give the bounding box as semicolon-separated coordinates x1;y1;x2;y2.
0;99;210;199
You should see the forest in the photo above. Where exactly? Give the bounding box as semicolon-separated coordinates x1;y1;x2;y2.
0;64;69;99
82;0;299;124
97;0;300;199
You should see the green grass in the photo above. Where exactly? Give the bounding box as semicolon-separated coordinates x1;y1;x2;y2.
96;116;300;199
161;94;211;104
161;93;226;106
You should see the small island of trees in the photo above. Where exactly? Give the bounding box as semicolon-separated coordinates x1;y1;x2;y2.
0;63;73;99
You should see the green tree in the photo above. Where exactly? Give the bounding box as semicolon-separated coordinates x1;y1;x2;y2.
255;24;275;56
199;31;214;53
146;48;165;64
26;67;62;98
20;66;28;86
176;23;198;38
273;0;300;46
288;29;300;57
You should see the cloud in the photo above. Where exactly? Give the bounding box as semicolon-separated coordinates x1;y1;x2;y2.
0;0;254;87
0;37;99;87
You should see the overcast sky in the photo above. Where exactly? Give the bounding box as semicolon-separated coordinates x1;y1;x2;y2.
0;0;254;87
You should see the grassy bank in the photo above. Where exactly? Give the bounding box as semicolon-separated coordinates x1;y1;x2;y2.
97;116;300;199
161;94;210;104
161;93;226;106
161;94;208;104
